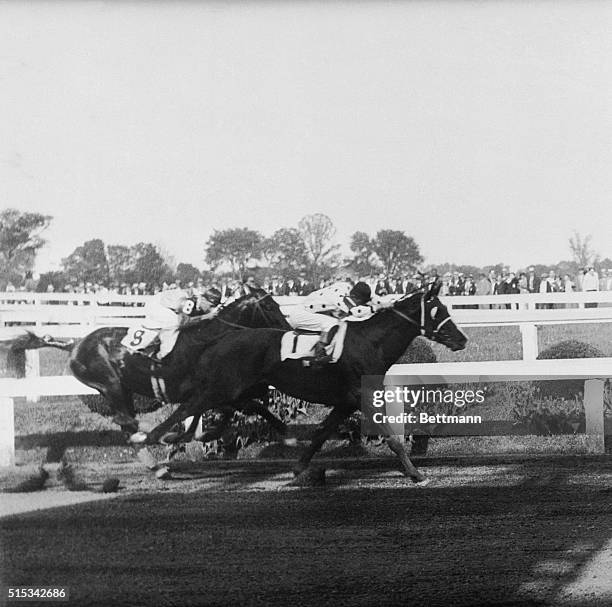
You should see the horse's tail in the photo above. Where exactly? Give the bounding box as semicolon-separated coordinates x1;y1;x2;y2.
4;329;77;354
26;330;77;352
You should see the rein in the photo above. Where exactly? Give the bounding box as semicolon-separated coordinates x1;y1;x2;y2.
216;317;286;333
392;307;423;333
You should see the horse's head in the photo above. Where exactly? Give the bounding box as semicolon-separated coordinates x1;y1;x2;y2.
393;281;467;352
219;288;290;330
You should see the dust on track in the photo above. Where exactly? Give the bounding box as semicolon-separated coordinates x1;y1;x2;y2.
1;456;611;607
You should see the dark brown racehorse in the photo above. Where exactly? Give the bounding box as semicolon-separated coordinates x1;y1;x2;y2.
134;283;467;484
20;290;290;437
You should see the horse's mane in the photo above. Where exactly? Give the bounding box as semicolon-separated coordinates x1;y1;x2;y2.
177;289;278;349
179;290;264;332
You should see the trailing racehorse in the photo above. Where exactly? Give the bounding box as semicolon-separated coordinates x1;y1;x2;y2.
19;290;290;437
133;283;467;484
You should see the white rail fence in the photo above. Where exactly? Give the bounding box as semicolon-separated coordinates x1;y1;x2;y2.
3;291;612;360
3;291;612;405
1;359;610;466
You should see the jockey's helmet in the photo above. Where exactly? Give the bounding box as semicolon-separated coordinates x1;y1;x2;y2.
349;281;371;305
202;287;222;306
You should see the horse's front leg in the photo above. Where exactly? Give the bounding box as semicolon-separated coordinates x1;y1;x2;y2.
101;384;138;436
361;380;428;485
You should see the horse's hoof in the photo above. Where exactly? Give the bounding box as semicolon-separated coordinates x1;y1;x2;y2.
414;478;430;487
155;467;172;480
287;466;326;487
283;438;298;447
129;431;148;444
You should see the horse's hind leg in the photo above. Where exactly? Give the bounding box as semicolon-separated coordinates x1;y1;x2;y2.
103;383;139;435
293;406;347;476
385;436;427;484
72;356;139;435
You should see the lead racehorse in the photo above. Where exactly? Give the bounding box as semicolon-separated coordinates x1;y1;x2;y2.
133;282;467;484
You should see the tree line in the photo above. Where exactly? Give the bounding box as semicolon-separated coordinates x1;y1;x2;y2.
1;209;424;289
1;207;608;291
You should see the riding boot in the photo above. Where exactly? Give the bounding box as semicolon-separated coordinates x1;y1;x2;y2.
312;325;339;367
313;339;331;365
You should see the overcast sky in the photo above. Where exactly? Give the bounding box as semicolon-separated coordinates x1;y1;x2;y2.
1;1;611;273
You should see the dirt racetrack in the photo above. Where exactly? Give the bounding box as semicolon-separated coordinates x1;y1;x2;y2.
1;456;611;607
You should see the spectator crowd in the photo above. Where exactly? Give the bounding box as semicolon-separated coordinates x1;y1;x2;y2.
2;266;612;301
437;266;610;297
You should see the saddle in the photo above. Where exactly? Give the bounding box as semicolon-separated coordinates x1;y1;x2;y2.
280;323;348;365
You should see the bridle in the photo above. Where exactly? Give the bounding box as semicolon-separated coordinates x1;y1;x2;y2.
391;292;452;339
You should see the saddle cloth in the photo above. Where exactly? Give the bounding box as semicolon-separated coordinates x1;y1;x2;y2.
280;322;348;363
121;326;159;352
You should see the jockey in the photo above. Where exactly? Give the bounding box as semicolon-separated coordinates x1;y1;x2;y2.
140;287;221;360
286;281;391;364
195;287;222;320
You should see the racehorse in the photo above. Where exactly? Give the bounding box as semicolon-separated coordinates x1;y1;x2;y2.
20;290;290;437
133;282;467;484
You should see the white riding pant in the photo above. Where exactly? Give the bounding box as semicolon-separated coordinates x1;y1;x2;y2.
285;308;339;333
156;328;180;359
142;304;181;359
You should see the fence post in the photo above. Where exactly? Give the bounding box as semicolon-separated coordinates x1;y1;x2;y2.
25;293;43;403
519;323;538;361
25;350;40;403
0;397;15;466
584;378;605;454
88;293;98;326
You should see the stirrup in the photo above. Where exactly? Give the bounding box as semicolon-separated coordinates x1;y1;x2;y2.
310;342;332;367
311;355;333;368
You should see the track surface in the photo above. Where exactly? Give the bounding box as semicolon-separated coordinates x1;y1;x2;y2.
1;457;611;607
